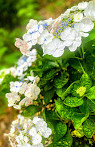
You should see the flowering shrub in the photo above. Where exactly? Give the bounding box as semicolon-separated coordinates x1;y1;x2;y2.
1;1;95;146
6;115;52;147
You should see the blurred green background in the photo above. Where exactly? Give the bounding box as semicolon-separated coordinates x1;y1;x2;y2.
0;0;85;70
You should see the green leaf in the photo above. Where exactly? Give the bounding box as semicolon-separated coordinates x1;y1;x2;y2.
56;88;66;97
55;98;78;120
43;88;55;105
87;99;95;112
0;74;17;95
83;119;95;138
53;130;73;147
22;105;40;117
79;99;89;118
55;98;88;129
64;97;83;107
0;47;7;59
41;61;59;71
86;86;95;99
43;69;57;80
45;111;59;120
54;122;67;141
72;113;87;130
44;82;53;91
69;58;83;73
43;54;56;61
80;73;92;90
62;80;80;99
72;100;89;129
54;72;69;88
61;49;75;61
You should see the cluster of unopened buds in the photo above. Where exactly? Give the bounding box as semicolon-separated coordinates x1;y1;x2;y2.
6;71;40;109
15;1;95;57
6;115;52;147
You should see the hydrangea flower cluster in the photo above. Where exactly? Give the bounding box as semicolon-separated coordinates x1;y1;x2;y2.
11;49;37;79
7;115;52;147
15;1;95;57
6;71;40;109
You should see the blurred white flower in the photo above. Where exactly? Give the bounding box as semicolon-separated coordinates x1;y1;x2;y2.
73;12;83;22
6;92;20;107
84;1;95;21
29;127;37;136
78;2;88;10
32;134;42;145
42;38;65;57
7;116;52;146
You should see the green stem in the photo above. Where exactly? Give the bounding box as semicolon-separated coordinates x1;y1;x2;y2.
74;57;83;60
79;61;85;74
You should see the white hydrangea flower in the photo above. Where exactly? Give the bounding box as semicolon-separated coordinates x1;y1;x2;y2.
26;19;38;30
32;134;42;145
84;1;95;21
17;115;24;121
43;128;52;138
61;9;71;18
38;30;54;45
10;126;15;133
6;92;20;107
15;67;25;77
31;143;43;147
17;143;32;147
70;6;78;11
7;115;52;146
73;12;83;22
25;83;40;99
15;49;37;78
29;127;37;136
35;119;48;135
23;136;29;143
19;82;28;95
80;18;94;33
74;18;94;37
39;18;53;26
20;97;33;106
6;71;40;109
42;38;65;57
32;116;42;124
10;81;22;93
78;2;88;10
61;27;81;51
